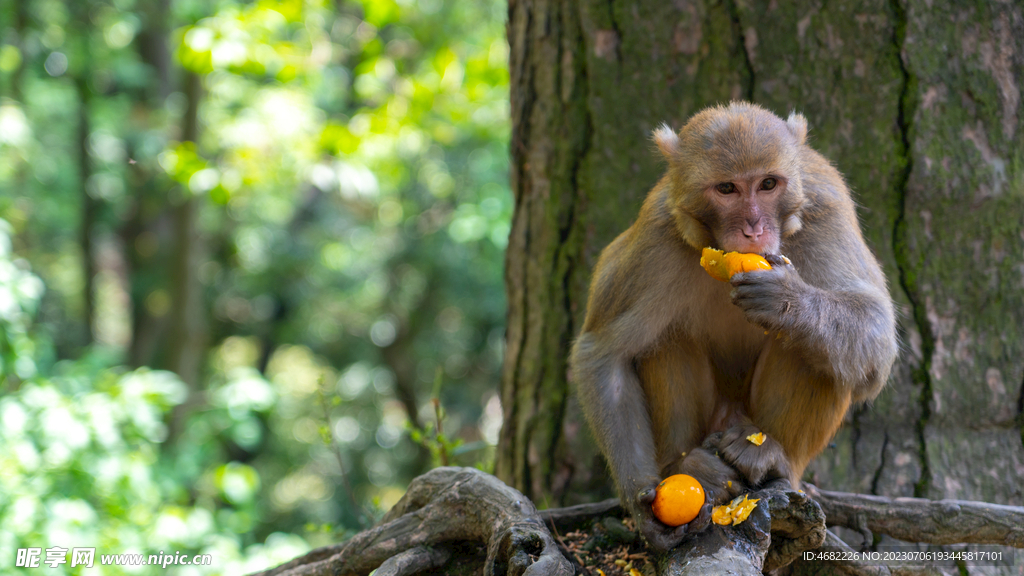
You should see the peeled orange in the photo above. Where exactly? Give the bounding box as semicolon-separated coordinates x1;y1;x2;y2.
711;494;760;526
651;474;706;526
700;247;772;282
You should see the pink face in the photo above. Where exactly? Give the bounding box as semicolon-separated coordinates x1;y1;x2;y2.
705;174;785;255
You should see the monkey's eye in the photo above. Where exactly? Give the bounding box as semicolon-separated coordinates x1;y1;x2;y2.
760;178;777;191
715;183;737;195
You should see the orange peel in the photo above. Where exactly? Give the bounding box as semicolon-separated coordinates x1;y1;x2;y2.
711;494;760;526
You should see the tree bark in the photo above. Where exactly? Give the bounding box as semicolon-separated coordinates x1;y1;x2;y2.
498;0;596;505
498;0;1024;542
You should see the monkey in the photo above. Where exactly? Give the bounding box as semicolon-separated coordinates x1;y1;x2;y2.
570;102;897;552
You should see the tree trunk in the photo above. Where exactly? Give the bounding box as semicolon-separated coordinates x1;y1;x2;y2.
497;0;583;504
498;0;1024;543
165;71;208;441
72;6;97;347
124;0;174;369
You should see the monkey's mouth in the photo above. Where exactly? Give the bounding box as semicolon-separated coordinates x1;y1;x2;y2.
722;243;771;256
722;233;778;256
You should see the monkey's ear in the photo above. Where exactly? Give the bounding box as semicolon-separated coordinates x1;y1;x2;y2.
653;123;680;160
786;112;808;145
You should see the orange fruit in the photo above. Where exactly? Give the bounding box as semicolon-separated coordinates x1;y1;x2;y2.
700;247;772;282
651;474;705;526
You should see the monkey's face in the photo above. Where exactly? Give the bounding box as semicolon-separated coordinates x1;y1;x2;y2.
704;174;786;255
656;103;808;253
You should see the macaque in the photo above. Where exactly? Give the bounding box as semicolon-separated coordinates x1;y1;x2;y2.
570;102;897;552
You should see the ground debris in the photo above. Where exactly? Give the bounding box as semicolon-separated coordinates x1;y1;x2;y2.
554;517;654;576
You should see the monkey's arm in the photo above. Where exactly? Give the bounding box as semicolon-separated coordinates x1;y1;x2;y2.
730;208;897;399
571;213;705;551
572;328;661;482
574;332;714;552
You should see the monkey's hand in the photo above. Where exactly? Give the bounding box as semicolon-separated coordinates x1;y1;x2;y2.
729;253;806;331
629;447;744;552
716;423;792;487
632;483;712;553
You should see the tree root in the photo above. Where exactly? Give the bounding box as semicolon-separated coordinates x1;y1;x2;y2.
805;483;1024;547
256;470;1023;576
253;467;572;576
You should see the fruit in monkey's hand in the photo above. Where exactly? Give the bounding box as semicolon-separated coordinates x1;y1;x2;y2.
651;474;706;526
700;247;772;281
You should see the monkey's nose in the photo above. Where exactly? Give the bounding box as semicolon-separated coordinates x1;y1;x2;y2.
743;224;764;239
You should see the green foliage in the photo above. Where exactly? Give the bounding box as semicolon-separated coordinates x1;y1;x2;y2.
0;0;509;571
0;220;45;381
0;224;310;574
406;370;466;468
407;400;465;468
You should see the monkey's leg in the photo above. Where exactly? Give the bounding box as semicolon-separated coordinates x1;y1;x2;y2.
637;341;714;467
637;341;743;504
744;338;853;486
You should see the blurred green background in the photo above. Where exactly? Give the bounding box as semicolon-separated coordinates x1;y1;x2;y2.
0;0;510;572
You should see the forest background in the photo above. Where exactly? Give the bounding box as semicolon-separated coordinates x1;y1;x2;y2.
5;0;1023;575
0;0;512;573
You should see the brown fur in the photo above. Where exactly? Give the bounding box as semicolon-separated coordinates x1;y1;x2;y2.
571;102;897;553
